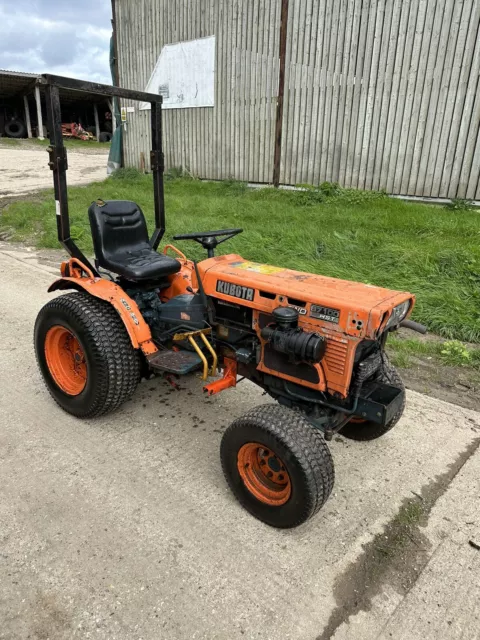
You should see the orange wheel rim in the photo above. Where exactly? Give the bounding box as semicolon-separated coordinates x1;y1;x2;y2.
44;326;87;395
237;442;291;506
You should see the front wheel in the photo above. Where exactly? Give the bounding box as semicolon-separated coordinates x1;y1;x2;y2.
34;292;141;418
341;354;406;441
220;405;335;528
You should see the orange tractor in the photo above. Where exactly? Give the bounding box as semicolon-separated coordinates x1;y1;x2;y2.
35;75;425;528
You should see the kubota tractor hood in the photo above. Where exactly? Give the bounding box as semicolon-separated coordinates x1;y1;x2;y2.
199;254;413;315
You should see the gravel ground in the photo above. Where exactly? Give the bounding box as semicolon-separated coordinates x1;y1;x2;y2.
0;141;109;197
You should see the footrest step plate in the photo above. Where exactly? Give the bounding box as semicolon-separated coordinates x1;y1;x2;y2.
148;349;203;375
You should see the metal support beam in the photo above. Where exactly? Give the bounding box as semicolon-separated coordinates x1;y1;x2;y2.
23;95;32;138
149;100;166;250
34;84;44;139
93;102;100;140
39;74;163;103
44;83;98;276
41;74;163;268
272;0;289;187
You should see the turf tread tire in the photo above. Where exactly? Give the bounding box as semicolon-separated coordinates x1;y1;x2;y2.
341;353;406;441
221;404;334;528
35;292;141;418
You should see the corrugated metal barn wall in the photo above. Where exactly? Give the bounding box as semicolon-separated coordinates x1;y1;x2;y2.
114;0;480;200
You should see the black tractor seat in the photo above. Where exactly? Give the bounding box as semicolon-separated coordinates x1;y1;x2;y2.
88;200;180;281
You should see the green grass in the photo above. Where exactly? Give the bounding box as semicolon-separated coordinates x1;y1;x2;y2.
387;335;480;369
0;137;20;146
28;137;110;150
2;171;480;342
373;498;426;560
0;137;109;150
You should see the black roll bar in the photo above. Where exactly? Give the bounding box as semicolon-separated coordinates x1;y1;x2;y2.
40;74;166;277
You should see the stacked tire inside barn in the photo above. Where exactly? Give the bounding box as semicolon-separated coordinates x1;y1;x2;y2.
5;118;26;138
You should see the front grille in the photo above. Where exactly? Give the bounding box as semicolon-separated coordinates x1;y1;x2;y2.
324;338;348;375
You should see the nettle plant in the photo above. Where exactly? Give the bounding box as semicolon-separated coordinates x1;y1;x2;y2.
440;340;471;366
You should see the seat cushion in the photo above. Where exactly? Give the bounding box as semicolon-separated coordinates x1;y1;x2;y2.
106;245;181;281
88;200;181;281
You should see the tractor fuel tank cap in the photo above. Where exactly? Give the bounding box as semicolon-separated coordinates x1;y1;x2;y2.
272;306;299;329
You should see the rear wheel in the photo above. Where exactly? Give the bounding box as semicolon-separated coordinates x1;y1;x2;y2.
341;354;406;441
220;405;335;528
35;292;141;418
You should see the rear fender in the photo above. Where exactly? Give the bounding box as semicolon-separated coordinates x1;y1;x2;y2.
48;272;158;356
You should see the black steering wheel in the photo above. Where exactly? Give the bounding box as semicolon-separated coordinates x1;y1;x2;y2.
173;228;243;258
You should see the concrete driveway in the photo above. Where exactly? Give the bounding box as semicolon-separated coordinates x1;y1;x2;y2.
0;245;479;640
0;141;108;197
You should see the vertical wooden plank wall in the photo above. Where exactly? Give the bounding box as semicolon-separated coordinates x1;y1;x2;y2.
280;0;480;199
115;0;480;199
115;0;280;184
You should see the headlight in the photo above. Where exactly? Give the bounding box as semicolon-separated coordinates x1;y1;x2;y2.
385;301;411;330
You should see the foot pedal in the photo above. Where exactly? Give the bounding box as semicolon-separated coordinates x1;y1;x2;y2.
147;349;203;375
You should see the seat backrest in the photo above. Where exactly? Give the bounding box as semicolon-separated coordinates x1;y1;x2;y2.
88;200;149;264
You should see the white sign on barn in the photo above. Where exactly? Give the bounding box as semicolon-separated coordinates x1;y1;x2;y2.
140;36;215;110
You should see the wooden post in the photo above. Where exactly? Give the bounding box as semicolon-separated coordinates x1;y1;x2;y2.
110;0;123;167
272;0;289;187
93;103;101;140
110;0;120;86
23;95;32;138
34;84;44;139
108;99;116;132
